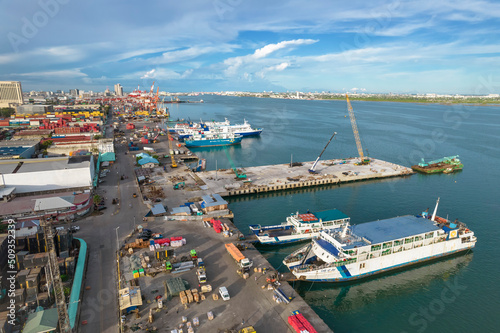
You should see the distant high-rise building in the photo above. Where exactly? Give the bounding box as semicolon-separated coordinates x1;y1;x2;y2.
114;83;123;96
0;81;23;108
69;89;80;97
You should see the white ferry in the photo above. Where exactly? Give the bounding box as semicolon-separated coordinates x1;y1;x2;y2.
283;199;476;282
175;118;262;139
249;209;349;245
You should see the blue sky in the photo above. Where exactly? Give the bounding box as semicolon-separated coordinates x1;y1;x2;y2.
1;0;500;94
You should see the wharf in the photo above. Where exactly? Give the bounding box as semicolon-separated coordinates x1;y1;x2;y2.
119;219;333;332
198;157;414;197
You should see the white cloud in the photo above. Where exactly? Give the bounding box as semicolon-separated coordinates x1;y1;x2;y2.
17;69;88;78
223;39;317;76
141;69;156;79
253;39;317;59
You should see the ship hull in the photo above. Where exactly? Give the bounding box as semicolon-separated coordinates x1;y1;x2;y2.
236;129;263;137
185;137;242;147
291;237;475;282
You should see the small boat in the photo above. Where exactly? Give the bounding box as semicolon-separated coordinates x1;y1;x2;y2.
249;209;349;245
283;198;476;282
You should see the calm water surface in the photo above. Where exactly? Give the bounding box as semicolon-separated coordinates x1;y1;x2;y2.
167;96;500;333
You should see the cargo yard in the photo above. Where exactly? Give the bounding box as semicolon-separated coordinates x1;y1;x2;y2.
116;219;332;333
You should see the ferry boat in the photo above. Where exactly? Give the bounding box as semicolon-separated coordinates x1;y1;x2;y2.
249;209;349;245
283;199;476;282
184;132;242;148
174;118;262;139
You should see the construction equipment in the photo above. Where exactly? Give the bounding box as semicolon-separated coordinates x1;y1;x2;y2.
224;147;246;179
40;218;71;333
166;119;178;168
153;132;160;143
308;132;337;173
173;182;185;190
346;94;370;164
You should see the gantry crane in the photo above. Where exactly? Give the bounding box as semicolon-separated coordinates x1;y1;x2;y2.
346;94;370;164
40;217;71;333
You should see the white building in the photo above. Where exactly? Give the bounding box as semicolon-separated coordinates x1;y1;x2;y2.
114;83;123;97
0;155;95;195
0;81;23;107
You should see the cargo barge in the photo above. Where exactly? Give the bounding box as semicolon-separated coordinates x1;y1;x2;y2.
411;155;463;174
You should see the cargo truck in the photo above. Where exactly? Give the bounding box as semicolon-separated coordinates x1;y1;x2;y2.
196;257;207;283
225;243;253;272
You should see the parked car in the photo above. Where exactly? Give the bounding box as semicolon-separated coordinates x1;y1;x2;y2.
219;287;230;301
55;226;65;232
136;234;151;241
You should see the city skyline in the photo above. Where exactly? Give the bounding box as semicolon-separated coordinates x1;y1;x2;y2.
1;0;500;94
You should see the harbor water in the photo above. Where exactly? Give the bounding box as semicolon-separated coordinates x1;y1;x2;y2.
166;96;500;333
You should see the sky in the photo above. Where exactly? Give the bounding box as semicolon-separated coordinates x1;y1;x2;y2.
1;0;500;94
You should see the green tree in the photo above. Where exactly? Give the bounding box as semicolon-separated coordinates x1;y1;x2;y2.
0;107;15;118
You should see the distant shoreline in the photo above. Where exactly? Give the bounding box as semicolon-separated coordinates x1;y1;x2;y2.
213;94;500;106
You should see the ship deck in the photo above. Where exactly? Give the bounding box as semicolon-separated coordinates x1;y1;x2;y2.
347;215;441;248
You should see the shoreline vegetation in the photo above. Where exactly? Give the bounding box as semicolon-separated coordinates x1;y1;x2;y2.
187;92;500;106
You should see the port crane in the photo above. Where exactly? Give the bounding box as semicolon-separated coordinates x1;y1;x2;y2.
165;117;177;168
309;132;337;173
346;94;370;164
41;217;71;333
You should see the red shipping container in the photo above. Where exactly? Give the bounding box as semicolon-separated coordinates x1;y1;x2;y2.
295;313;318;333
288;315;307;333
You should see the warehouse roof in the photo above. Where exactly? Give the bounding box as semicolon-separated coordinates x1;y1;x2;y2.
0;156;91;174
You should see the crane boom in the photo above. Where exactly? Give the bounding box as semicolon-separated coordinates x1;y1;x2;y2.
41;218;71;333
346;94;365;160
165;115;177;168
309;132;337;173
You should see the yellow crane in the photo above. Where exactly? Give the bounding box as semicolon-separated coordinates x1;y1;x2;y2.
346;94;369;164
166;118;177;168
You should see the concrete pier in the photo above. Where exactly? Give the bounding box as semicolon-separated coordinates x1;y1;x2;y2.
198;157;414;197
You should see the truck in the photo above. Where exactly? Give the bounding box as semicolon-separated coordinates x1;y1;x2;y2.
225;243;253;272
196;257;207;283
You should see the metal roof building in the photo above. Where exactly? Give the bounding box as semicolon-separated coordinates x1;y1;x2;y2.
0;156;94;194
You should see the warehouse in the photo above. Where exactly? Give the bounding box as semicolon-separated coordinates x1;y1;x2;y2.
0;155;95;195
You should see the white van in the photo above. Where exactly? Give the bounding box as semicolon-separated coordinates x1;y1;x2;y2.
219;287;230;301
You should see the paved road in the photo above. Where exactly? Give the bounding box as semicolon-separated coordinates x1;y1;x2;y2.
77;117;148;333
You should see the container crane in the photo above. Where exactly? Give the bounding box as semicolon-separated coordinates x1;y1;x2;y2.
309;132;337;173
346;94;370;164
40;217;71;333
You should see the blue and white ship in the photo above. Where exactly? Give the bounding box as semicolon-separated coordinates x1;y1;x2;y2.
283;199;477;282
249;209;349;245
184;132;242;148
175;118;262;139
